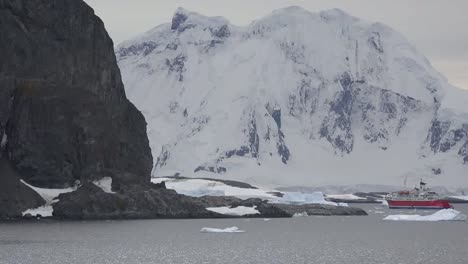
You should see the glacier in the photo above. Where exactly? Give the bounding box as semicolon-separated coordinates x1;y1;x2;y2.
117;6;468;188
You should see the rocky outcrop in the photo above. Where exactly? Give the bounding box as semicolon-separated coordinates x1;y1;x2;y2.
53;183;222;220
273;204;368;216
0;0;152;189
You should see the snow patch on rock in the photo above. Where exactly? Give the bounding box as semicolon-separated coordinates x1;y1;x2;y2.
0;133;7;149
20;180;75;204
20;180;76;217
276;191;348;206
206;206;260;216
151;177;276;199
22;206;53;217
93;177;115;193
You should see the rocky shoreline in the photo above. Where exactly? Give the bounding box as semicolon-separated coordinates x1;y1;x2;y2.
12;181;366;221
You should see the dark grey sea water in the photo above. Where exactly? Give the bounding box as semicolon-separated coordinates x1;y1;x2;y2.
1;204;467;264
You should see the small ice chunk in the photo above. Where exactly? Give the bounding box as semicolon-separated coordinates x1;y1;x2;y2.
383;209;467;222
22;205;53;217
200;227;245;233
206;206;260;216
263;218;271;221
292;211;308;217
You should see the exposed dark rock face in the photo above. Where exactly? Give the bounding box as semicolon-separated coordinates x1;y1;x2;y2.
273;204;367;216
320;73;355;154
248;112;260;158
0;157;45;219
0;0;162;219
427;117;468;163
117;41;158;58
171;11;188;30
0;0;153;189
211;24;231;39
53;183;222;220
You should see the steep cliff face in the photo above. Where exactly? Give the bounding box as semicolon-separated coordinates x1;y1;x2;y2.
0;0;153;218
117;7;468;187
0;0;153;189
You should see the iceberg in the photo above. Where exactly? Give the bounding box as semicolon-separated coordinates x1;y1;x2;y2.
206;206;260;216
383;209;467;222
200;227;245;233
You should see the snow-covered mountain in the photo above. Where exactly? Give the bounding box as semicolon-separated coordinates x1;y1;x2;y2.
116;7;468;188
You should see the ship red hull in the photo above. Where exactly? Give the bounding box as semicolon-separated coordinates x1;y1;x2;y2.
387;200;452;209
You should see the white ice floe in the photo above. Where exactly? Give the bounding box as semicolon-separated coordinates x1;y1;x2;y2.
20;180;76;217
151;177;276;199
263;218;271;221
22;206;53;217
206;206;260;216
93;177;115;193
276;192;348;206
383;209;467;222
325;194;365;200
200;227;245;233
292;211;309;217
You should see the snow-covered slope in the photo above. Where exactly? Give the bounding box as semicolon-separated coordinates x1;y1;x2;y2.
117;7;468;187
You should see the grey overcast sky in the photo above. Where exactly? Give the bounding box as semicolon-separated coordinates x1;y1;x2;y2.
84;0;468;90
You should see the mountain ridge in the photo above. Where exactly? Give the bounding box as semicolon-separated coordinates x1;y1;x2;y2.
116;6;468;188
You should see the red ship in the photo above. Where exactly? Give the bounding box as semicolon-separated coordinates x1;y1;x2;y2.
385;180;453;209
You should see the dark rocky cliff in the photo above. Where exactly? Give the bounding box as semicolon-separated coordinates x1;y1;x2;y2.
0;0;153;218
0;0;153;186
